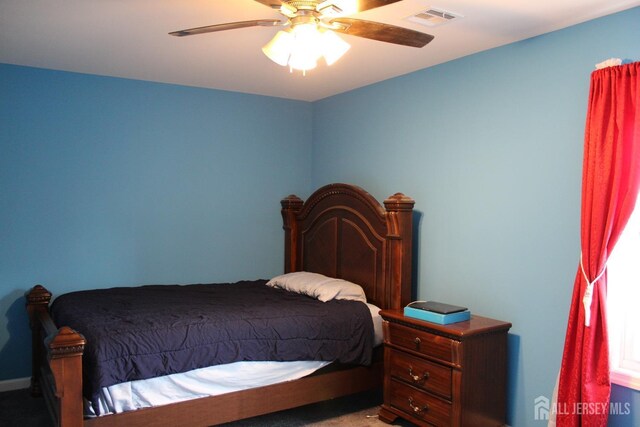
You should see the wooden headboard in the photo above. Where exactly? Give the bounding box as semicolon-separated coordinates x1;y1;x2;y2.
281;183;414;310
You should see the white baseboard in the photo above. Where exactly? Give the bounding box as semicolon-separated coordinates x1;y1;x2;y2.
0;377;30;392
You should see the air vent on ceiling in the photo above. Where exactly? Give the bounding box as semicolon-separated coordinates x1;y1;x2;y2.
406;7;462;27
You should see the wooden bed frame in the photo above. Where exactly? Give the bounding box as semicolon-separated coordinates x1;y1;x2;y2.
26;183;414;427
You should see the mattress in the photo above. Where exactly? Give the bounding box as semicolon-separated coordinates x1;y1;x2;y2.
88;302;383;416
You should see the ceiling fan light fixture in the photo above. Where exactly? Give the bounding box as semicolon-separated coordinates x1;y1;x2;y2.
321;30;350;65
262;12;351;73
288;51;319;72
262;26;321;73
262;30;294;66
289;22;322;72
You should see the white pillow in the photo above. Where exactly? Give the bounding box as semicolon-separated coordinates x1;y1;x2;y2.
266;271;367;303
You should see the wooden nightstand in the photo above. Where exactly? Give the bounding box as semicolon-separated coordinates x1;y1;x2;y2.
378;309;511;427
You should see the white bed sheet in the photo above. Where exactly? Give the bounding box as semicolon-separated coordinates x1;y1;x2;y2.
88;303;383;416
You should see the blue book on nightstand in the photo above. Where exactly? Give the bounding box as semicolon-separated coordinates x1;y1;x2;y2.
404;301;471;324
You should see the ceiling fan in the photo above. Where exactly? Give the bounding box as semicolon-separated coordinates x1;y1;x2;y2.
169;0;434;74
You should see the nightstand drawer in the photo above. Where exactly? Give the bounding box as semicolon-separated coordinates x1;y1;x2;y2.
389;349;452;399
388;379;452;426
387;322;455;363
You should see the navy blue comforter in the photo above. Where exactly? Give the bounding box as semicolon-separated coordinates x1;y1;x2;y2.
50;280;373;411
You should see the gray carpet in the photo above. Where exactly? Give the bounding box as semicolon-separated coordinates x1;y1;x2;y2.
0;388;413;426
0;388;51;427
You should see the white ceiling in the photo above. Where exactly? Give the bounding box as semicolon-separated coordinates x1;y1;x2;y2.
1;0;638;101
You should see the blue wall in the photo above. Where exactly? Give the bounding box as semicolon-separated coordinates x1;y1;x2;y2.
312;7;640;427
0;65;313;380
2;6;639;426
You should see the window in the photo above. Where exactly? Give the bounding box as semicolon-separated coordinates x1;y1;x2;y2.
608;194;640;391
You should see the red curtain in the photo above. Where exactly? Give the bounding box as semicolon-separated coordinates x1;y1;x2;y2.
557;61;640;426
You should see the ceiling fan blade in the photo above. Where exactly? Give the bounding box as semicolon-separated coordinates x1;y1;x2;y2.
357;0;402;13
329;18;434;47
169;19;283;37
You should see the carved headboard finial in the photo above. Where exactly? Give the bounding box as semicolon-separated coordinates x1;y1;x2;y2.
280;195;304;210
384;193;415;212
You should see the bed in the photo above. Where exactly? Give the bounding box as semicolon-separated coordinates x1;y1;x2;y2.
26;183;415;427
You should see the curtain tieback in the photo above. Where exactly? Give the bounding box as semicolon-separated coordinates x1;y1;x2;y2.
580;253;606;327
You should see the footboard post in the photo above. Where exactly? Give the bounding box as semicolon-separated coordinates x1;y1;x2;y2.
26;285;52;396
27;285;86;427
47;327;86;427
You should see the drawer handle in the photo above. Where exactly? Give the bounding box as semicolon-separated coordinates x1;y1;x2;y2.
408;366;430;383
408;396;429;414
413;337;421;349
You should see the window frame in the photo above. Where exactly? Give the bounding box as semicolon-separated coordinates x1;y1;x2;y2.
607;194;640;392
